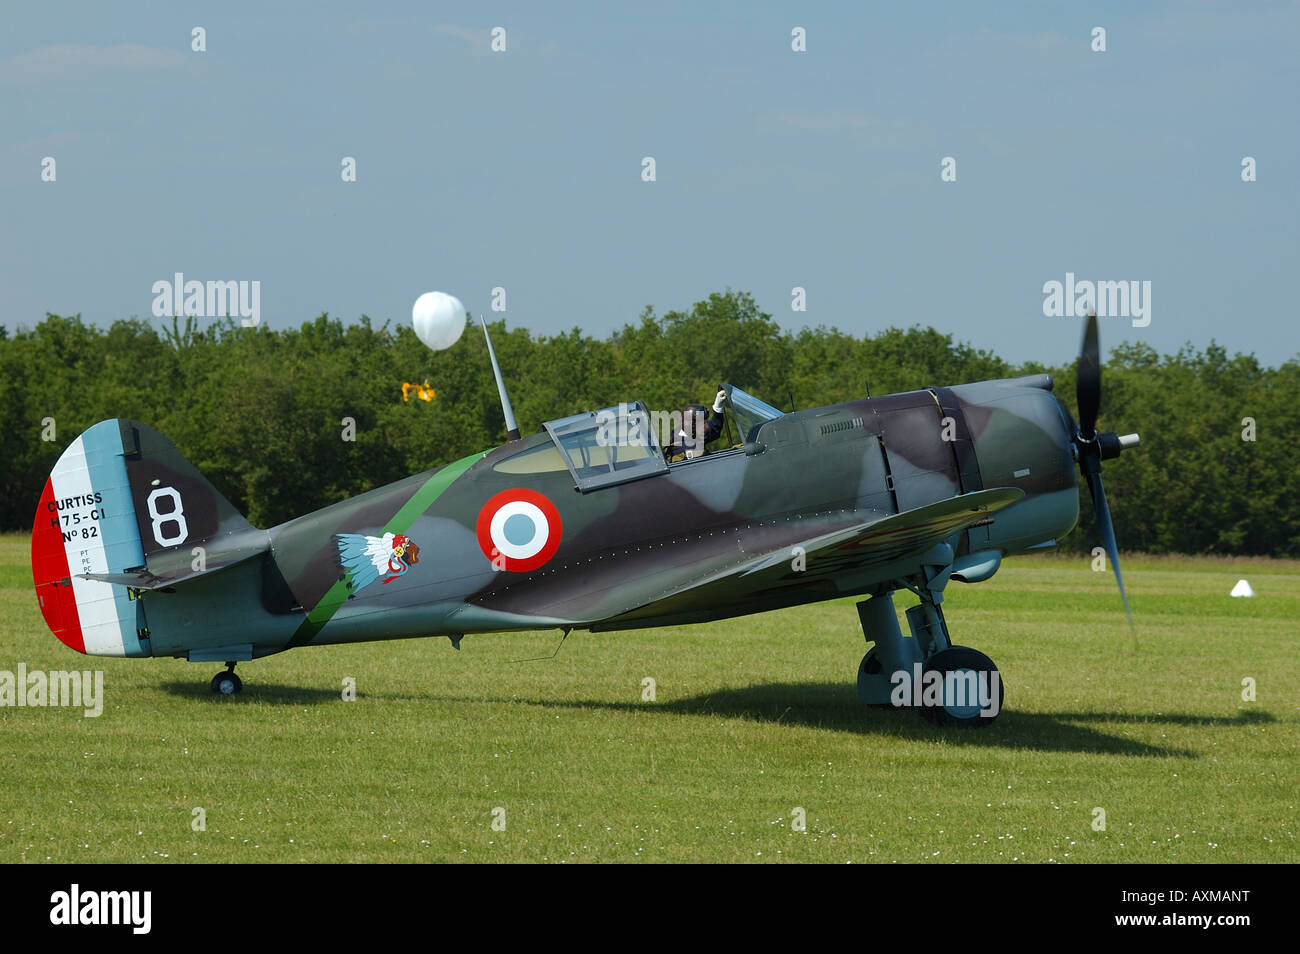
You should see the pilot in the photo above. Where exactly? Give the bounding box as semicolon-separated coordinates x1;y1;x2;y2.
665;389;727;462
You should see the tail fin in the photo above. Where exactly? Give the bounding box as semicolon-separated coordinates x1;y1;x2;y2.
32;419;266;657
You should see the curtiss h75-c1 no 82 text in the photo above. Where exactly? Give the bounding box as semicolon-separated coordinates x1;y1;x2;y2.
32;292;1138;726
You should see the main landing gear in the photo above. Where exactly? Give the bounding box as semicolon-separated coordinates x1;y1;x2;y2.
855;546;1004;727
210;662;243;696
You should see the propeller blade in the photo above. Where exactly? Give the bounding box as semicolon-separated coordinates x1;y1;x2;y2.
1076;314;1101;439
1086;469;1135;639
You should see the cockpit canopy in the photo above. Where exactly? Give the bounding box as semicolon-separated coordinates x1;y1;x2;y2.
542;401;669;492
514;386;785;493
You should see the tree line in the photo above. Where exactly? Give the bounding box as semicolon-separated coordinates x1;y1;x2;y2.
2;290;1295;556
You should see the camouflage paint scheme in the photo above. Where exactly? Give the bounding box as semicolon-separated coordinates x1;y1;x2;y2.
32;373;1080;668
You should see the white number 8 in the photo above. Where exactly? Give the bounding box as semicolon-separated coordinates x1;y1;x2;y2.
146;486;189;546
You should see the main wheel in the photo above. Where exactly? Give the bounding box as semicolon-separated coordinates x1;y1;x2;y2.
919;646;1003;727
210;671;243;695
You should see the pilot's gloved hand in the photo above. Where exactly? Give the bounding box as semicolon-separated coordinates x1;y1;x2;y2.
713;389;727;414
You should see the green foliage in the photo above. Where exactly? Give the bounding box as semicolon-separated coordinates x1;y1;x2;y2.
2;295;1296;555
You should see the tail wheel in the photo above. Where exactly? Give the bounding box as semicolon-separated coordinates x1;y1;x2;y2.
210;671;242;695
919;646;1003;727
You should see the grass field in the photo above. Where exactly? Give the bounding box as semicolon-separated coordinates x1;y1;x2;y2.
1;533;1296;863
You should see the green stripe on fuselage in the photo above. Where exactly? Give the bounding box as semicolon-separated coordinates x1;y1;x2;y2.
284;450;486;649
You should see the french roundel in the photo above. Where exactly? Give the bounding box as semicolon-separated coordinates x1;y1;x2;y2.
477;488;563;572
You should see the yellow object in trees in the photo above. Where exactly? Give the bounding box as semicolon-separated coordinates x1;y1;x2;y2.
401;381;437;402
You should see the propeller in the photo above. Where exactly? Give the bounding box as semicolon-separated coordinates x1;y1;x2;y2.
1070;314;1141;640
1077;315;1101;439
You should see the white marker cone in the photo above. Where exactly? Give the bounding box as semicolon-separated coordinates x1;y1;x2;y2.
1230;579;1255;598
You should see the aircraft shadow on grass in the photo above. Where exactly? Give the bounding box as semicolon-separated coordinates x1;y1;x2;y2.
162;679;1275;759
537;684;1280;757
534;684;1276;758
161;681;344;705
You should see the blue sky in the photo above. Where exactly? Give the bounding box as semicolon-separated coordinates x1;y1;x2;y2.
2;1;1296;366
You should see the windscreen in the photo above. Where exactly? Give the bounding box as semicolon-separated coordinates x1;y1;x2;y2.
725;385;784;443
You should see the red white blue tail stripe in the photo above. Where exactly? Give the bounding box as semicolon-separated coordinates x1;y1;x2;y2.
32;420;150;657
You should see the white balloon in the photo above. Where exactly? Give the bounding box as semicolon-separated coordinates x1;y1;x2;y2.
412;291;467;351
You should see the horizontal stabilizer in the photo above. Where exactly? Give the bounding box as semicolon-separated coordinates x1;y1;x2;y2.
79;527;268;590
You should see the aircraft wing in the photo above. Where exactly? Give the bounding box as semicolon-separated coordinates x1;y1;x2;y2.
470;487;1023;629
738;486;1023;578
594;486;1024;626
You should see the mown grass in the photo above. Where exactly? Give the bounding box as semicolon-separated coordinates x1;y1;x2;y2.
1;535;1295;863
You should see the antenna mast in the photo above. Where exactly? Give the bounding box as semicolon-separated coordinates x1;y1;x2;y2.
480;314;520;441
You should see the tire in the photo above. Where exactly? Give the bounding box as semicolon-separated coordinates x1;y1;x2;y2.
210;672;243;695
918;646;1003;727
